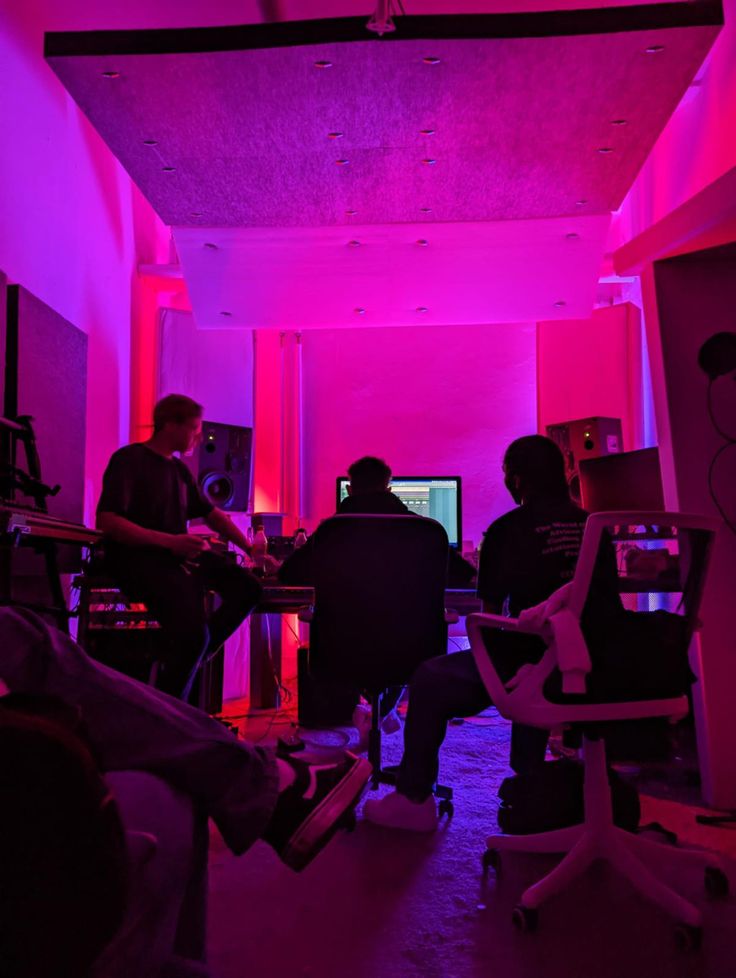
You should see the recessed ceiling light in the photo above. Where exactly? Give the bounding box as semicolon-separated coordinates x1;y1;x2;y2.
645;45;665;54
142;139;158;146
611;119;628;126
204;242;218;250
420;207;433;214
416;306;428;313
422;57;441;65
565;232;580;240
101;70;120;78
575;199;588;206
597;147;613;154
421;158;437;166
328;131;344;139
220;311;232;317
354;307;366;315
554;300;567;308
336;159;350;166
345;209;357;216
348;239;361;247
162;166;176;172
416;239;429;247
419;129;435;136
314;60;333;68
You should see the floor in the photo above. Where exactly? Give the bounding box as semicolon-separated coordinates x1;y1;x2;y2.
206;703;736;978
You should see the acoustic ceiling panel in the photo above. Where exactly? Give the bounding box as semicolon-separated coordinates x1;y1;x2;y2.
45;5;722;228
174;214;611;328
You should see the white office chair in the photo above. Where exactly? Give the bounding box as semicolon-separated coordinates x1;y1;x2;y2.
467;511;729;949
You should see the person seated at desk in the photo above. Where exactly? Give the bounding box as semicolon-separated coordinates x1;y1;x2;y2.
277;456;474;737
96;394;262;701
278;455;475;587
363;435;622;832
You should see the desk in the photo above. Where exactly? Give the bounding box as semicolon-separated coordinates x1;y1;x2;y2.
249;586;480;708
248;559;695;709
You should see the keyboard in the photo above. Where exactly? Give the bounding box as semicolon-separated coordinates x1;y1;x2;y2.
0;503;100;547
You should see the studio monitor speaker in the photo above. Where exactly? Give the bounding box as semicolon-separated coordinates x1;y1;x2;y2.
192;421;252;513
546;416;623;501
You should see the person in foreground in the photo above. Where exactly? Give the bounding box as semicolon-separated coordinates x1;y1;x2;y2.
96;394;262;700
363;435;621;832
0;607;371;978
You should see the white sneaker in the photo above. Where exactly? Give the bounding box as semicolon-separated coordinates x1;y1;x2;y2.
352;703;371;752
363;790;438;832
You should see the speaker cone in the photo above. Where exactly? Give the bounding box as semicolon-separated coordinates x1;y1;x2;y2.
201;471;235;508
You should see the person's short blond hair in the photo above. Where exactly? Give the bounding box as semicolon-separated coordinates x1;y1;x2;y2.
153;394;203;433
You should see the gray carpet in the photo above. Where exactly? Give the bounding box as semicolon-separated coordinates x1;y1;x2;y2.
207;711;736;978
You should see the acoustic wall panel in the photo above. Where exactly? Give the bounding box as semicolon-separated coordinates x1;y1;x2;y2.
0;269;8;481
158;308;254;428
6;285;87;523
0;268;6;411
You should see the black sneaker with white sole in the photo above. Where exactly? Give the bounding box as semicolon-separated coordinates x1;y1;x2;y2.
263;752;371;871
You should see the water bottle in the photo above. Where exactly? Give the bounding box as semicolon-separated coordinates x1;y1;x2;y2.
251;526;268;571
294;528;308;549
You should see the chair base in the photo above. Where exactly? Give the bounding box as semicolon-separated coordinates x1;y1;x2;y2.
484;737;729;933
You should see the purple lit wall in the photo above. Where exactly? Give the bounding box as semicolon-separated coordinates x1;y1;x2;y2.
299;322;537;547
615;0;736;245
0;4;169;519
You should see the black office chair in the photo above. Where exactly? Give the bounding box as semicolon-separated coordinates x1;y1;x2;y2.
298;514;453;811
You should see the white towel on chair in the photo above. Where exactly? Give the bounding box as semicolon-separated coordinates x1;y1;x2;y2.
517;584;591;694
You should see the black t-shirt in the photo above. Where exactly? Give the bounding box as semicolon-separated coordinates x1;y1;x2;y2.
477;495;621;618
97;444;213;544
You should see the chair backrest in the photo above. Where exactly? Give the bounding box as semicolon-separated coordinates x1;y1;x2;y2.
567;511;718;636
468;511;719;727
309;514;449;691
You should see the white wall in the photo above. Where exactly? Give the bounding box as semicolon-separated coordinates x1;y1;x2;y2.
300;322;537;548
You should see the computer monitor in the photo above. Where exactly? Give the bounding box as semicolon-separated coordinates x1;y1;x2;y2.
579;447;664;512
336;476;462;548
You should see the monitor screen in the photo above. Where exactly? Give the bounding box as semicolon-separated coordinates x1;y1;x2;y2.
579;448;664;513
336;476;462;548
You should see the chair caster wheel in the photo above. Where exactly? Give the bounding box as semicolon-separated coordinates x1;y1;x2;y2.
482;848;501;875
438;799;454;818
705;866;729;898
674;923;702;952
512;905;538;933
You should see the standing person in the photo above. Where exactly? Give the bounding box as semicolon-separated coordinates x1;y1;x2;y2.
363;435;622;831
96;394;262;700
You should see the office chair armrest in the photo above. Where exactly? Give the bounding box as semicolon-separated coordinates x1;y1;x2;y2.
444;608;460;624
474;612;548;638
297;605;314;623
478;612;588;693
